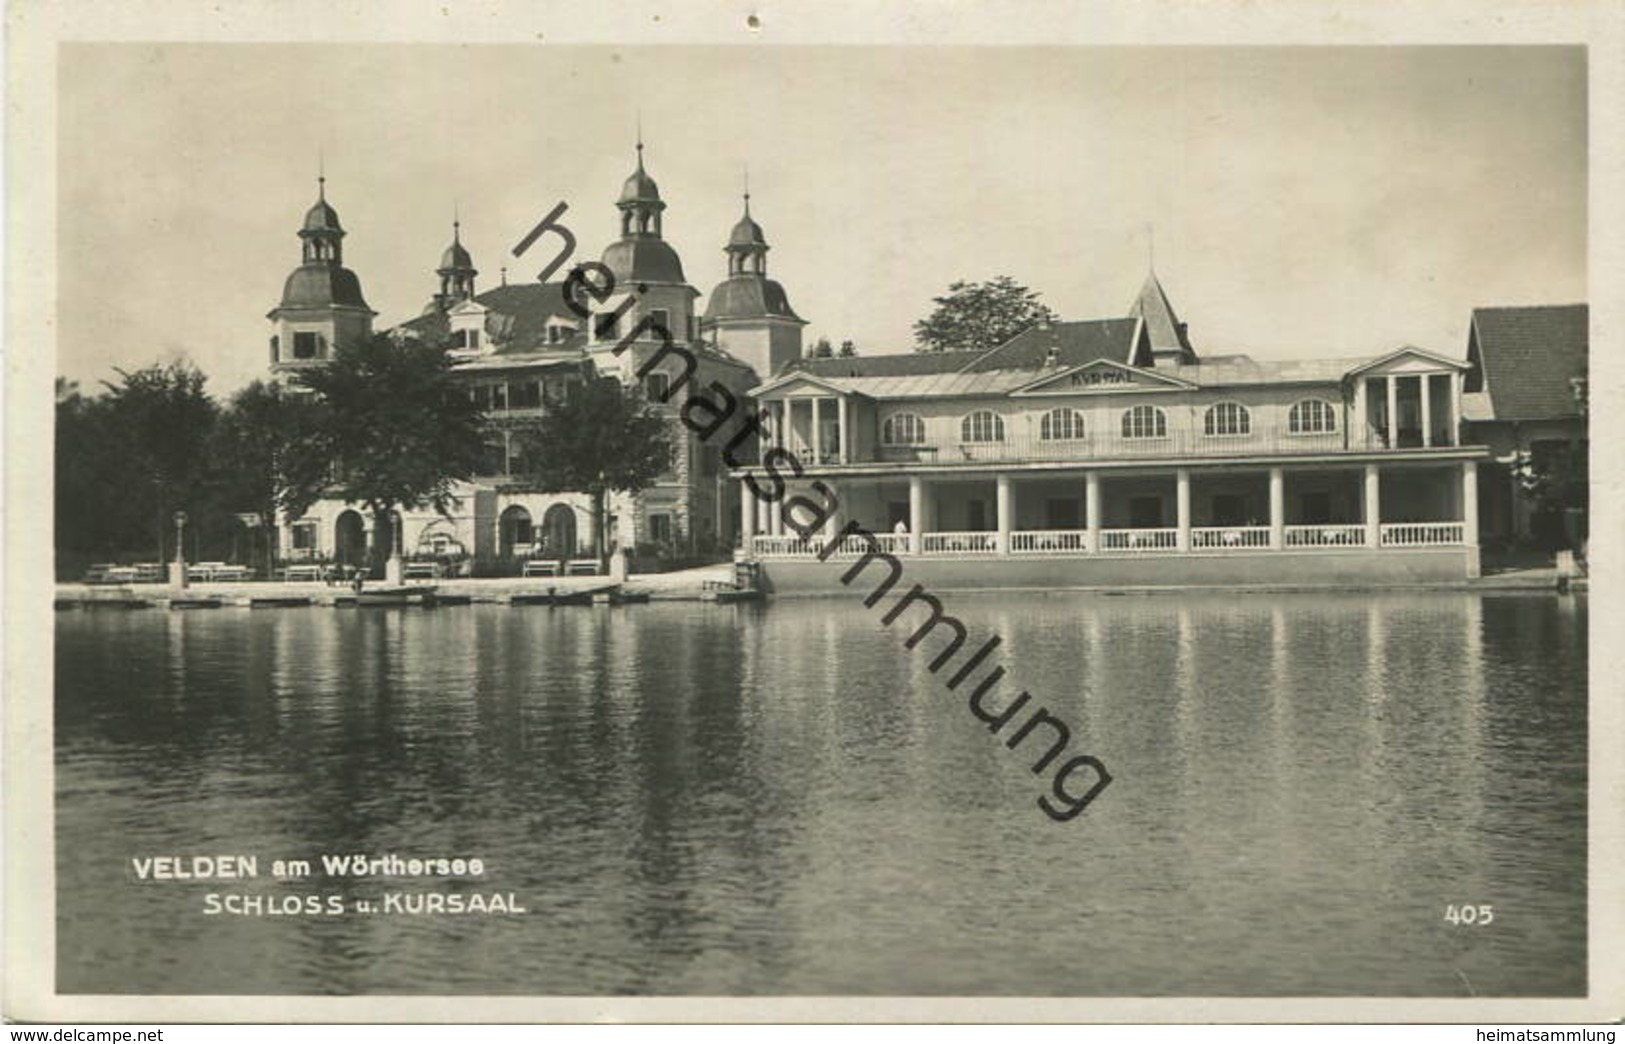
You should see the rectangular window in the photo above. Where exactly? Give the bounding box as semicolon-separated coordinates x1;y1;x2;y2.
645;372;671;402
480;442;507;476
491;384;508;411
510;381;541;409
468;329;481;349
291;521;317;550
292;332;320;360
649;513;673;545
648;309;671;337
595;312;620;341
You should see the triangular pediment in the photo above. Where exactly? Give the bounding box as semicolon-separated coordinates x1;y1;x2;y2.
748;372;855;399
1012;358;1195;396
447;297;488;319
1345;346;1469;378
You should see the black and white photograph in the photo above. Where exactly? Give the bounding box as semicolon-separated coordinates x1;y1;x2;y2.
6;0;1622;1025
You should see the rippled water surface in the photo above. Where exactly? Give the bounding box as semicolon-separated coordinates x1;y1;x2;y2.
55;591;1587;995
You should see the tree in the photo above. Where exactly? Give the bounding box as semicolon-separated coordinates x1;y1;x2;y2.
511;377;673;571
838;339;858;358
913;276;1057;353
211;380;323;577
282;333;488;575
97;361;220;564
1511;440;1588;550
806;336;834;359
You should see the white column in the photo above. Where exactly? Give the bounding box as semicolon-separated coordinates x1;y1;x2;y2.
1462;459;1481;578
1175;468;1191;551
1085;471;1102;553
996;474;1012;554
1268;467;1285;549
1364;464;1382;548
908;475;924;555
1353;378;1368;448
768;488;783;536
1462;460;1479;541
1385;375;1399;447
740;479;756;546
1420;374;1433;447
836;395;848;464
822;481;841;539
811;397;823;464
1450;372;1463;446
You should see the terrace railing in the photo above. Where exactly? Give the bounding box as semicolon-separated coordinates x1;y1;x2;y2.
1099;528;1180;552
1381;522;1466;547
868;424;1348;466
748;522;1469;556
1190;526;1272;550
1285;524;1367;548
1009;530;1091;554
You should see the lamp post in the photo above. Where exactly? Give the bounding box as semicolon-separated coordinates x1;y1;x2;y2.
170;510;189;588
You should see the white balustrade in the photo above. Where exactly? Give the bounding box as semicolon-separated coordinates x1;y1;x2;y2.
1190;526;1271;550
1099;528;1180;552
1380;522;1466;547
1284;524;1367;548
1009;530;1091;554
920;531;999;555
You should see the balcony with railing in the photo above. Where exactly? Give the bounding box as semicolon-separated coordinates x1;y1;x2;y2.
750;521;1469;559
867;425;1350;467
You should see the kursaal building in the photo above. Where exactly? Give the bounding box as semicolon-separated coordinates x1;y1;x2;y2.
264;147;1586;587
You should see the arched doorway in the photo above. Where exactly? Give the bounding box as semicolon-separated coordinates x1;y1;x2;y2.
334;510;367;571
499;505;534;561
541;504;578;559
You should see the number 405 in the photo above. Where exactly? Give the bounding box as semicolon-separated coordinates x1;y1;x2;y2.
1445;904;1494;925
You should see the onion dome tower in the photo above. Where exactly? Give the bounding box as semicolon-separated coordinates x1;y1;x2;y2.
588;139;700;366
700;187;805;379
432;218;478;311
267;176;376;373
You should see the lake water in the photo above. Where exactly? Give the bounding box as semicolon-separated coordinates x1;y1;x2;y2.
55;591;1587;996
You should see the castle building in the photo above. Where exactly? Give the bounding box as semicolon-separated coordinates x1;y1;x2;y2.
269;146;786;575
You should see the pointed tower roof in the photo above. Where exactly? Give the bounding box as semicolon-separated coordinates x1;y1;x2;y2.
619;140;663;207
302;176;343;233
440;219;474;272
1128;271;1193;354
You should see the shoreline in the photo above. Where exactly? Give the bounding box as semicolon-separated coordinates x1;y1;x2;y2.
51;562;1580;608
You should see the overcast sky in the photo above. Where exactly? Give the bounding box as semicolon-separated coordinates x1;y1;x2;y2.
57;44;1586;395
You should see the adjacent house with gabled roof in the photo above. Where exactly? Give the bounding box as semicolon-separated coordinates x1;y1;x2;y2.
1460;303;1588;547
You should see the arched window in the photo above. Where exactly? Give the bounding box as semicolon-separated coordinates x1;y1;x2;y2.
1288;399;1339;435
882;412;926;445
1040;408;1087;441
961;410;1006;444
1121;404;1168;440
1203;401;1251;437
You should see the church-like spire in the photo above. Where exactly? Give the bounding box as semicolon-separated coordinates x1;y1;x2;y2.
299;172;345;265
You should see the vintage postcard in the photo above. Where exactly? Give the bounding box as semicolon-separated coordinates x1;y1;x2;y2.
5;0;1622;1025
